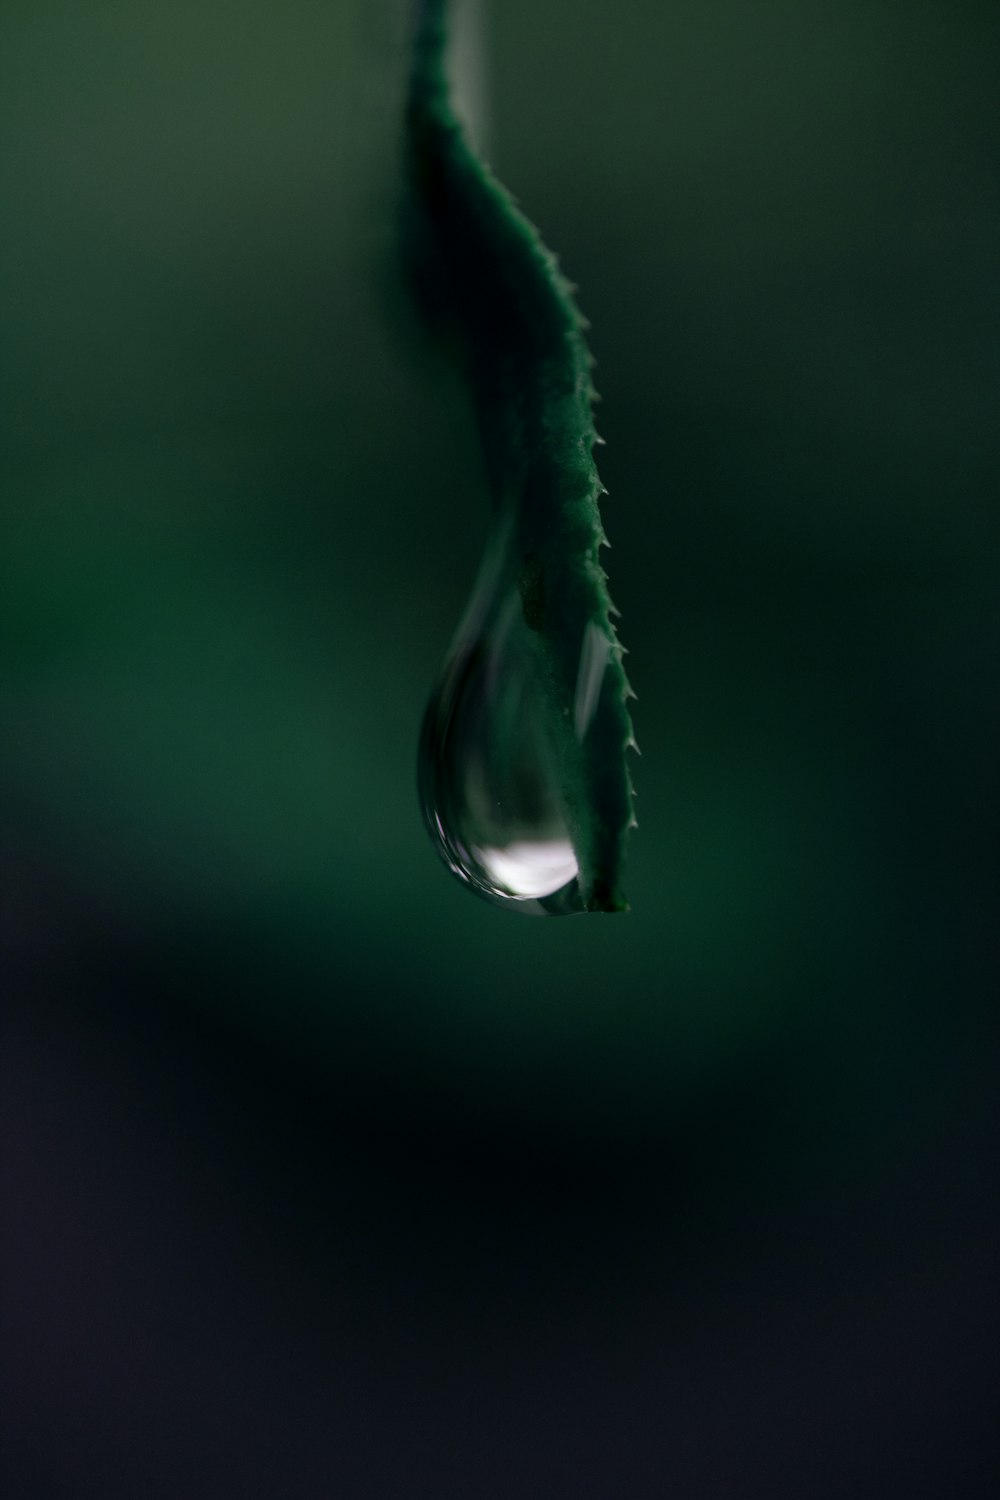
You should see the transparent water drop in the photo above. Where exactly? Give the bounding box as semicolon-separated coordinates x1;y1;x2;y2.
419;524;614;915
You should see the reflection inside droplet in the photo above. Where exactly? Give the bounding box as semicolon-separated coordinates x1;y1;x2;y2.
573;620;612;740
472;838;579;900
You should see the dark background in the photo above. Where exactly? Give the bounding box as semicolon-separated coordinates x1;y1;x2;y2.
2;1;998;1494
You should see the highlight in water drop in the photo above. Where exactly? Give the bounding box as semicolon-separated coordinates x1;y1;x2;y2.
418;528;616;916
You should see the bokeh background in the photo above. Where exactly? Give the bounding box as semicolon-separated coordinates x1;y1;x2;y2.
2;1;998;1494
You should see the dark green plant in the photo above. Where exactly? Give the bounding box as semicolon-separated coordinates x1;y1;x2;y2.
406;0;636;914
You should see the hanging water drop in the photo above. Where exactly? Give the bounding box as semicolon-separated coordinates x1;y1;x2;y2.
419;522;619;916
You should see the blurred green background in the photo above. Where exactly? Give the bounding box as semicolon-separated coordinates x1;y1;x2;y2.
2;2;998;1494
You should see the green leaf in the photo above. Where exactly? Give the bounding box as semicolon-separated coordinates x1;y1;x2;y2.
406;0;636;914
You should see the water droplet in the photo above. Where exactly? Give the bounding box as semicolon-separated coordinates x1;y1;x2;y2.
419;526;613;915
